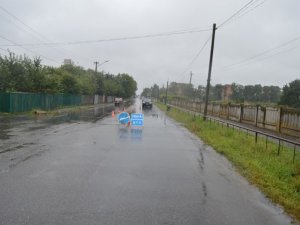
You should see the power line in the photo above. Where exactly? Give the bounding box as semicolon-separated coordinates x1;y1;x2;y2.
175;36;211;82
255;45;299;62
0;28;212;47
0;13;47;43
233;0;267;23
218;0;263;29
0;35;59;64
223;45;300;71
0;47;9;53
223;35;300;70
175;1;267;84
0;5;93;64
0;6;50;41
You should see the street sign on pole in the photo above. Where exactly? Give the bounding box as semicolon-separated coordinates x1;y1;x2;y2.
131;113;144;126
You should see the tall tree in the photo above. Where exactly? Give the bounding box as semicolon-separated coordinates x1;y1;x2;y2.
0;52;138;96
279;79;300;108
141;88;151;97
117;73;137;98
61;73;80;94
196;85;206;101
244;85;256;101
269;86;281;103
213;84;223;101
231;83;244;102
151;84;160;98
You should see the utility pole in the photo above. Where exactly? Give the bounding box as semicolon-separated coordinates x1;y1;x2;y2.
189;71;193;85
189;71;193;100
94;61;99;74
165;81;169;105
203;23;217;121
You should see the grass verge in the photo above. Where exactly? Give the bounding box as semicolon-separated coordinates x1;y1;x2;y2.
156;102;300;222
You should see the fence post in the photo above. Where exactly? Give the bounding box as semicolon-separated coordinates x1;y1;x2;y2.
255;105;259;127
277;140;281;155
278;107;284;133
262;107;266;128
227;103;230;120
239;104;244;123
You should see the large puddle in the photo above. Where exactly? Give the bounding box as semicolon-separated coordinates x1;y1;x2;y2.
0;101;133;141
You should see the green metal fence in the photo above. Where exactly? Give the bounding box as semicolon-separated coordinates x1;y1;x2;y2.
0;93;10;112
0;92;83;113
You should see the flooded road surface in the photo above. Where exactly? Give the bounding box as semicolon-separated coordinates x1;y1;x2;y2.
0;100;293;225
0;103;117;152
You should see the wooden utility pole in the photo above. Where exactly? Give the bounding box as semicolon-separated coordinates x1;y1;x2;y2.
203;23;217;121
189;71;193;85
94;61;99;74
165;81;169;105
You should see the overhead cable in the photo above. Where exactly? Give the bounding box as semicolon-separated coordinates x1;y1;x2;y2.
0;35;59;64
232;0;267;23
218;0;263;29
0;6;50;41
0;5;92;63
223;35;300;70
0;28;212;47
0;47;9;52
174;36;211;82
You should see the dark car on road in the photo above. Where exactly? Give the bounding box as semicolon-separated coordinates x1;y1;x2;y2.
142;98;152;109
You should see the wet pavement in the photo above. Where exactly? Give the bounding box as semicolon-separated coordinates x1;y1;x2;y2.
0;99;294;225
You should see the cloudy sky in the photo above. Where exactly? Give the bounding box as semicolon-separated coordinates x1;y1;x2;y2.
0;0;299;92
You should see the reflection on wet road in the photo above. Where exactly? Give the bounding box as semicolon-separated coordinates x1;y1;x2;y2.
0;99;293;225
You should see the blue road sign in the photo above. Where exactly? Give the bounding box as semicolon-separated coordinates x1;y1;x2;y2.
118;112;130;124
131;113;144;126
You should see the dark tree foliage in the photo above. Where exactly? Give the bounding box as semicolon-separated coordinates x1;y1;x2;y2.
209;84;223;101
141;88;151;97
231;83;245;102
140;84;160;98
151;84;160;98
196;85;206;101
232;83;281;103
0;52;137;97
142;81;282;104
279;79;300;108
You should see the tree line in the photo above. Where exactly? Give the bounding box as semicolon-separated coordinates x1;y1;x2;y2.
142;79;300;108
0;52;137;98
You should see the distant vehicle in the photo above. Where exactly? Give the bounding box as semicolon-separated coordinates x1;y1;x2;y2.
142;98;152;109
114;97;123;106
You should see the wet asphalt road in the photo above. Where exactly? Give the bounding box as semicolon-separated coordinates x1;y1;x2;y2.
0;100;293;225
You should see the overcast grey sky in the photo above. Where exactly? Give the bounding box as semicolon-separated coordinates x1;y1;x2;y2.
0;0;299;92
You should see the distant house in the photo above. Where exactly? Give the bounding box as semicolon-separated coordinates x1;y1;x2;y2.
222;84;232;102
169;82;192;96
63;59;73;65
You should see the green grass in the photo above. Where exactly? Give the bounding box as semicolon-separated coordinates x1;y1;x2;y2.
156;103;300;222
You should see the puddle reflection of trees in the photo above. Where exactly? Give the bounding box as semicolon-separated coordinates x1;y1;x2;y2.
118;127;143;142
